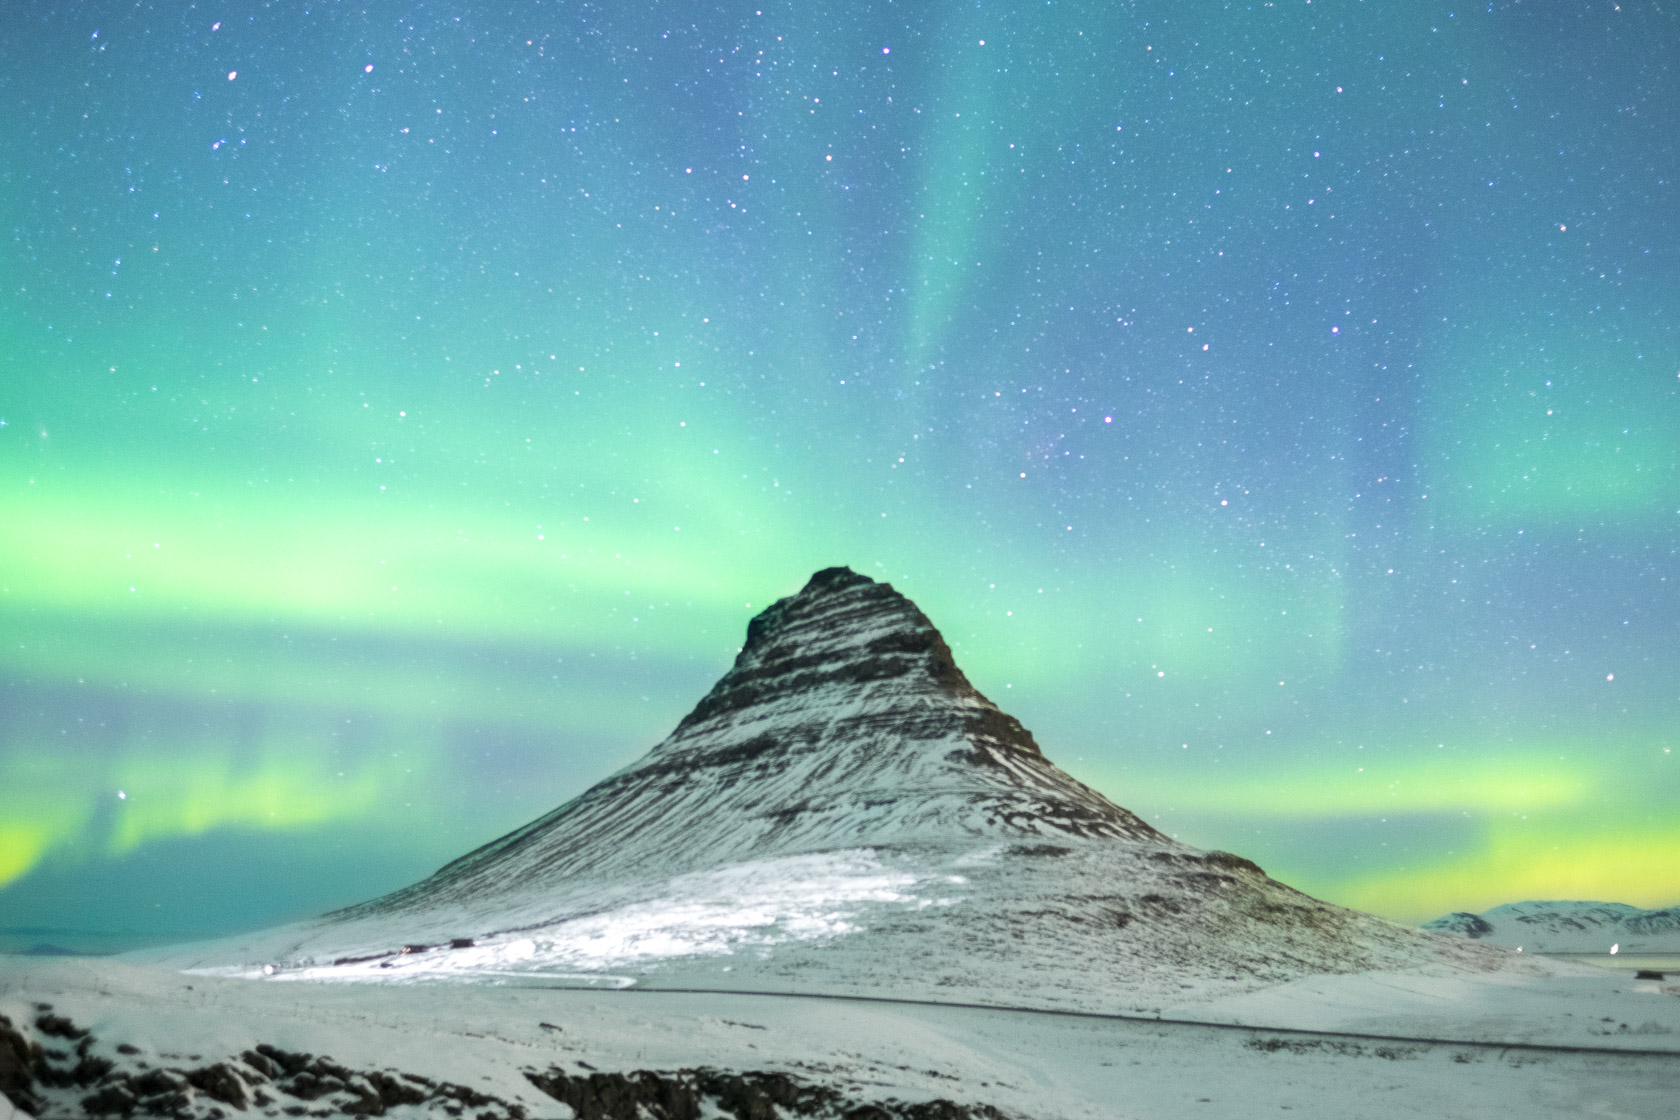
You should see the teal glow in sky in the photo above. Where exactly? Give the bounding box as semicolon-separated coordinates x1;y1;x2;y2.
3;0;1678;949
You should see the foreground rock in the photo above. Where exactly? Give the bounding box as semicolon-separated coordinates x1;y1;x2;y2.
1;1008;526;1120
525;1066;1012;1120
0;1009;1014;1120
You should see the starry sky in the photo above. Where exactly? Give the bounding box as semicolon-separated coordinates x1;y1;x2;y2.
3;0;1677;951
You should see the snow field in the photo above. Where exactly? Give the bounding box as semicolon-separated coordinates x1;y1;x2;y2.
4;958;1679;1120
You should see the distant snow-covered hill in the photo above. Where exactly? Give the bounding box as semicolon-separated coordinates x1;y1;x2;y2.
158;567;1525;1010
1423;901;1680;953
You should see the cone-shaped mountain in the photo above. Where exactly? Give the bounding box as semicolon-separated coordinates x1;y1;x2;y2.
176;567;1519;1008
356;566;1167;915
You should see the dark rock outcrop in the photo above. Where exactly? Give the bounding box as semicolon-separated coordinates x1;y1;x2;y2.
7;1012;527;1120
524;1065;1014;1120
1;1014;45;1115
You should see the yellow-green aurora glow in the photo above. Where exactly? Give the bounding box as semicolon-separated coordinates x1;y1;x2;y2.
2;0;1677;945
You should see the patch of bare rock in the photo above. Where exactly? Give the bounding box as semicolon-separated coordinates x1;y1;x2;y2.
3;1006;519;1120
2;1010;1012;1120
524;1066;1012;1120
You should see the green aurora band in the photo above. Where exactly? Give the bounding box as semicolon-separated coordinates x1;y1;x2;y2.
2;0;1677;945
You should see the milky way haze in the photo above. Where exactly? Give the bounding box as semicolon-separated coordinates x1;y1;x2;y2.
2;0;1676;947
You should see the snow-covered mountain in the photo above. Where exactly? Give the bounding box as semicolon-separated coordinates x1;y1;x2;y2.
166;567;1519;1009
1424;901;1680;954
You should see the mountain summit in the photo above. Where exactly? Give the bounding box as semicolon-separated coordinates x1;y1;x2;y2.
179;568;1519;1008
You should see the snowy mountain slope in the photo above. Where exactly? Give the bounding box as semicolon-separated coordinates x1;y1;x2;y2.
155;567;1529;1008
1424;901;1680;953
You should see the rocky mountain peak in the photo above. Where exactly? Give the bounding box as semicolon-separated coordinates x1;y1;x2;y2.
671;566;1035;756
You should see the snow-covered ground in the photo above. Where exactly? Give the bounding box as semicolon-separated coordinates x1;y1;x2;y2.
3;955;1678;1120
13;572;1675;1116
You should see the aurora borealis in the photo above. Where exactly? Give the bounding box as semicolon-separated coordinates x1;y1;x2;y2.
2;0;1677;949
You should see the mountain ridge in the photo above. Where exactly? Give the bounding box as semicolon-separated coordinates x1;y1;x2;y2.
1424;900;1680;953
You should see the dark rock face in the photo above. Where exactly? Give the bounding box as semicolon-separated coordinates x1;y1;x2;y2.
343;566;1163;917
35;1013;90;1041
4;1010;527;1120
1;1014;45;1115
675;568;991;735
524;1065;1014;1120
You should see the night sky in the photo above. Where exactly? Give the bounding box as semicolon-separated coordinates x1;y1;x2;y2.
3;0;1677;951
